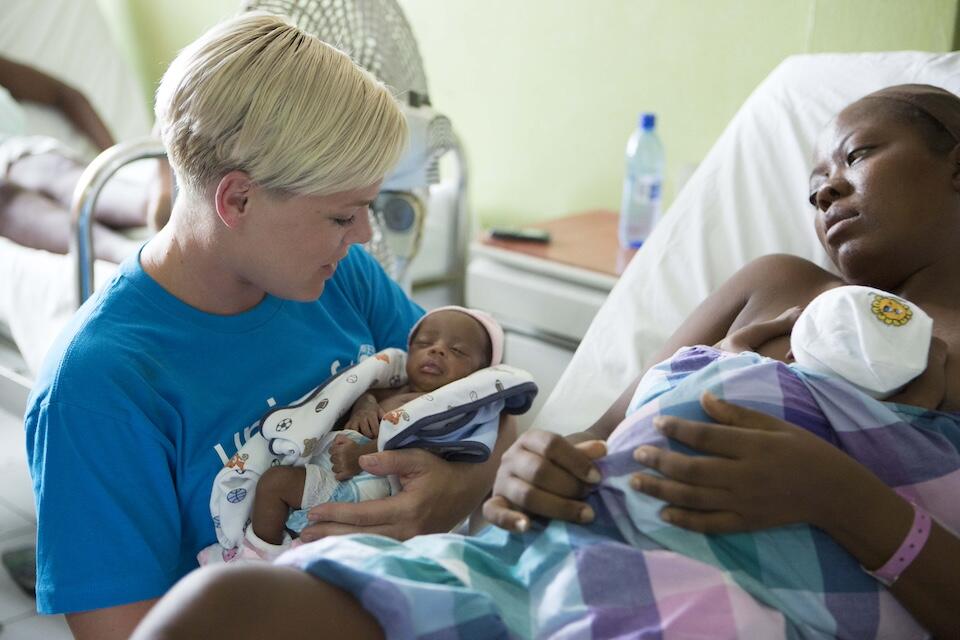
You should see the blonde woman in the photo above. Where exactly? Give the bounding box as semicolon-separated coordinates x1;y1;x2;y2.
25;13;513;639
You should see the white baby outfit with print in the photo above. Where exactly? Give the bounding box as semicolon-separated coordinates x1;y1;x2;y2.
200;348;537;564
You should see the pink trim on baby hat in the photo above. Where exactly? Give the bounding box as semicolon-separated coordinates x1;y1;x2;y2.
408;305;504;366
866;503;933;587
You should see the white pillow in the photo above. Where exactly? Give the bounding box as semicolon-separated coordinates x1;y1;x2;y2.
536;52;960;434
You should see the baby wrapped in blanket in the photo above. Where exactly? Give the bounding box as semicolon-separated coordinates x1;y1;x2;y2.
269;289;959;638
199;306;538;564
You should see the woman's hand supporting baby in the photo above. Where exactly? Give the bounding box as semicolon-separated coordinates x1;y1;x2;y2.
300;413;519;541
629;389;960;639
484;391;893;545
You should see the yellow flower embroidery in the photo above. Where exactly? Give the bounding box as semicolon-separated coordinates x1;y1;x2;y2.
871;295;912;327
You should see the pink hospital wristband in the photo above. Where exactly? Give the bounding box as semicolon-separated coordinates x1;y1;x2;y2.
866;503;932;587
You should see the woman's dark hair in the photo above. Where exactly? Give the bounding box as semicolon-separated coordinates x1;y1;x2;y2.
859;85;960;156
882;100;957;155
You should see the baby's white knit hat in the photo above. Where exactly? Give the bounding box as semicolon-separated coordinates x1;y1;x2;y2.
791;285;932;398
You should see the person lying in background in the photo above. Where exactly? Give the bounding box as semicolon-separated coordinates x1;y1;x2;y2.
0;55;170;262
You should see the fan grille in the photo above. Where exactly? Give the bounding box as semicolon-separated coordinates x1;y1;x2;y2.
242;0;429;100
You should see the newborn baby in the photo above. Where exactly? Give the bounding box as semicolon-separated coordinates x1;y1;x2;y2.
247;306;504;558
330;306;504;479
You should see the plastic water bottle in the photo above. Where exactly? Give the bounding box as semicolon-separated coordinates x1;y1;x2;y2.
619;112;665;248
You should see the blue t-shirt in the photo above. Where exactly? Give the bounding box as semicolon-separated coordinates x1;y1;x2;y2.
25;245;423;614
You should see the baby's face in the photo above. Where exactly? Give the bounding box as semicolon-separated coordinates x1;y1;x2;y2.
407;311;491;392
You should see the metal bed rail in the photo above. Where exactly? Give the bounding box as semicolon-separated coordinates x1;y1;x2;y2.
69;137;167;306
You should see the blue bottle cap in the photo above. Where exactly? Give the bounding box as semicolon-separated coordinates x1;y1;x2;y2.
639;112;656;131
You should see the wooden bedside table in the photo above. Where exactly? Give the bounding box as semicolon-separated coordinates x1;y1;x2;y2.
466;210;635;429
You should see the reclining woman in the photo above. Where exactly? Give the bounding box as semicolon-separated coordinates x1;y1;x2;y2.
24;12;515;640
492;83;960;638
133;87;960;639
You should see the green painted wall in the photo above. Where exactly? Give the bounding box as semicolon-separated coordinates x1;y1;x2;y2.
97;0;958;226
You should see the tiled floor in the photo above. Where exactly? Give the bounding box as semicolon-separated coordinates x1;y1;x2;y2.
0;407;71;639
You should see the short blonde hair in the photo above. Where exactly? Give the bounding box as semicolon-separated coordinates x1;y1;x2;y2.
155;11;407;198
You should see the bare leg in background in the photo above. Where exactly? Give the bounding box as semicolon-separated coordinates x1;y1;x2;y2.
0;181;139;263
0;152;169;263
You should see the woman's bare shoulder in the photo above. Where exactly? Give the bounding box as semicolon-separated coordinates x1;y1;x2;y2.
733;254;838;296
739;253;836;282
651;255;834;362
733;254;842;324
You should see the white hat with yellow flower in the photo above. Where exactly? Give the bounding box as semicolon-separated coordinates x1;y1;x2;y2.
790;285;933;399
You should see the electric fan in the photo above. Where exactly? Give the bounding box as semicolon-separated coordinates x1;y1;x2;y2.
243;0;470;290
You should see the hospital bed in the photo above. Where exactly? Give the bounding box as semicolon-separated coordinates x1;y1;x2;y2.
535;50;960;434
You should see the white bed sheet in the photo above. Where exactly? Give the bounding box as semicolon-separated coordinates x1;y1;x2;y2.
536;51;960;435
0;238;117;373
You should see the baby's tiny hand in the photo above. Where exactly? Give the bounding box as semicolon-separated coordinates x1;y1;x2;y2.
345;408;382;438
330;434;365;481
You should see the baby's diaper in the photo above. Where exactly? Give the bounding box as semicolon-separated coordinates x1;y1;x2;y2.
285;430;392;534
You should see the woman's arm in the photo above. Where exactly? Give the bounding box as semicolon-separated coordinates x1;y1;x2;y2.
0;55;114;150
66;598;159;640
830;479;959;638
483;255;796;531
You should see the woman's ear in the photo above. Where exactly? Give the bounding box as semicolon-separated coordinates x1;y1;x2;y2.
214;171;253;228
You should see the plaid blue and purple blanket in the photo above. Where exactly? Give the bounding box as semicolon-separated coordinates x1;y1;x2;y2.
276;346;960;639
